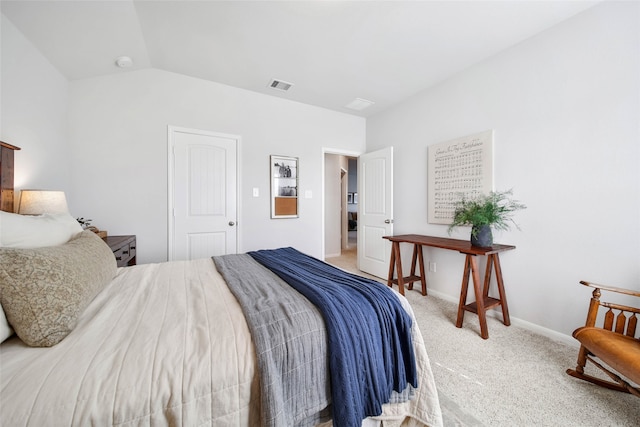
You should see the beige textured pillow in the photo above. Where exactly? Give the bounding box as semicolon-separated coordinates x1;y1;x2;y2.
0;230;117;347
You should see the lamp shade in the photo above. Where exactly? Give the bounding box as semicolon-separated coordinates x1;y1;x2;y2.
18;190;69;215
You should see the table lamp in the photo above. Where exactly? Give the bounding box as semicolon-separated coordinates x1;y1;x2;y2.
17;190;69;215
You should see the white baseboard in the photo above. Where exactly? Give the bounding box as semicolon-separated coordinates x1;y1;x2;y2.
426;289;579;348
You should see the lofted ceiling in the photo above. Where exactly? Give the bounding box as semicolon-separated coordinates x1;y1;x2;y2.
1;0;599;117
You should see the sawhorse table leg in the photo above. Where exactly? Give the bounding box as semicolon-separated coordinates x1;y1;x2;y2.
456;253;510;339
386;242;427;296
490;254;511;326
407;244;427;295
387;241;405;295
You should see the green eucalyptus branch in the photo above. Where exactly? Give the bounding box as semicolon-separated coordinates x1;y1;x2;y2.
447;189;526;236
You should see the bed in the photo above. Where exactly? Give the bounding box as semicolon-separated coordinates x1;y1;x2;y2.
0;210;443;426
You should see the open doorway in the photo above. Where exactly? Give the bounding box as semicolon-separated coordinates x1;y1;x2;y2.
323;147;393;279
323;152;358;272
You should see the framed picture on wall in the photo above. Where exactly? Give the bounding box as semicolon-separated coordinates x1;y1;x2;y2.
271;155;299;218
427;130;494;224
347;193;353;204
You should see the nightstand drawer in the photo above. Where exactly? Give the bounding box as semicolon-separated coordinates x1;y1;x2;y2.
113;244;131;265
103;235;137;267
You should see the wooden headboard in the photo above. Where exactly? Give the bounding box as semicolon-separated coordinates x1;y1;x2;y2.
0;141;21;213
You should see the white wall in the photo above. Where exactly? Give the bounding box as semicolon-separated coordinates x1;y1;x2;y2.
367;1;640;339
68;69;365;263
0;15;71;199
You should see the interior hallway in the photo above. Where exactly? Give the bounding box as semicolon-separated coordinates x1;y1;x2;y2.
325;230;364;276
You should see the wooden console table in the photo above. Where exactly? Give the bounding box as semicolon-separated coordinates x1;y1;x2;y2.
383;234;515;339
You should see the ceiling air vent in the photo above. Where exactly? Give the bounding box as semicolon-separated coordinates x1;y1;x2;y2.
268;78;294;92
345;98;375;111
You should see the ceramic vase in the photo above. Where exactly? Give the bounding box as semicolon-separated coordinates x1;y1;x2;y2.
471;224;493;247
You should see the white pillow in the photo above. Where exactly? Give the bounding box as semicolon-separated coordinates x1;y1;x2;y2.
0;211;83;248
0;303;14;343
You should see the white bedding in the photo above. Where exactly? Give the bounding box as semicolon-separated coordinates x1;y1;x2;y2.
0;259;442;426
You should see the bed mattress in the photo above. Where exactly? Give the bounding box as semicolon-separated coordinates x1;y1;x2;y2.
0;258;442;426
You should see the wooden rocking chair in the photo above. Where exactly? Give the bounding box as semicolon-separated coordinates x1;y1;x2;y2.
566;281;640;397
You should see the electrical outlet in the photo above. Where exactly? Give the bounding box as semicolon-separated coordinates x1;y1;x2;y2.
429;262;436;273
252;188;259;197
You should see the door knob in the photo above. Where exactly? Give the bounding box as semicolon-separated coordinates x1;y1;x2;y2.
384;219;393;224
229;221;236;226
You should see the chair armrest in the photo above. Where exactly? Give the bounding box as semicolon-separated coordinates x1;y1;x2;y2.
580;281;640;298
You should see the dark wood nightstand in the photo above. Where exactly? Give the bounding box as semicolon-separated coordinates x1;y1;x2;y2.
103;235;136;267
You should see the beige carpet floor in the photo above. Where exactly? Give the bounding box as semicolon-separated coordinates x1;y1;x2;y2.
326;247;640;427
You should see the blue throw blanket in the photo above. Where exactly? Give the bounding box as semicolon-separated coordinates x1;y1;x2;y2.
249;247;417;427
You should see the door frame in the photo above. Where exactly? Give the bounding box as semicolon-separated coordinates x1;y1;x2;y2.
340;166;348;251
167;125;242;260
321;147;361;260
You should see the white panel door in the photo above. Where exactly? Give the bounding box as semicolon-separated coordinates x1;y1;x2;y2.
357;147;393;278
169;127;237;260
